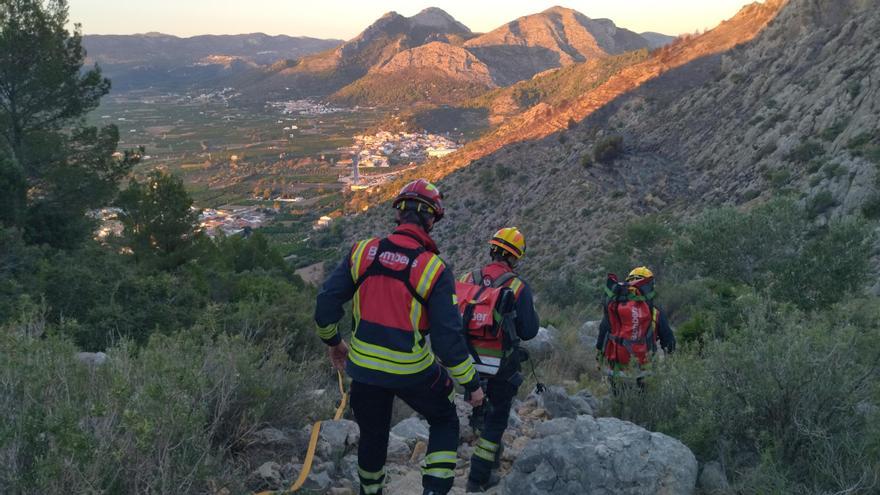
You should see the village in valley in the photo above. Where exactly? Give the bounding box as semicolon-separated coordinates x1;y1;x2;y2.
90;91;462;255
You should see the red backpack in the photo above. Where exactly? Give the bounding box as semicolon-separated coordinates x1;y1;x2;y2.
455;270;518;376
602;273;659;366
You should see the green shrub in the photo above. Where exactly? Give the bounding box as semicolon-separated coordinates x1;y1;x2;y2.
764;167;792;188
822;161;848;179
675;200;804;286
593;135;624;164
862;194;880;219
819;118;850;141
785;141;824;164
613;300;880;494
580;154;593;168
807;190;837;217
0;330;330;494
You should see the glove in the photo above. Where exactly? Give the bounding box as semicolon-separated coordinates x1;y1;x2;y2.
328;341;349;371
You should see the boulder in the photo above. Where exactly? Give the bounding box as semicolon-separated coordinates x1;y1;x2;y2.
250;427;294;446
698;461;729;494
288;463;333;492
539;386;595;418
75;352;108;366
387;433;413;462
301;470;333;492
320;420;360;451
391;417;430;445
385;470;422;494
253;461;282;486
579;320;601;349
309;419;359;460
522;326;559;357
340;454;359;482
503;416;698;495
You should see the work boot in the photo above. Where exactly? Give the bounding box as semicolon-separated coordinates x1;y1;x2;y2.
466;474;501;493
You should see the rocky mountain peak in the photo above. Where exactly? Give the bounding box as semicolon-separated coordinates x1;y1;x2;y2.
410;7;472;34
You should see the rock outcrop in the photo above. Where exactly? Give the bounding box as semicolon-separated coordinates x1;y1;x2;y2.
503;416;698;495
248;387;699;495
465;6;648;85
373;42;494;86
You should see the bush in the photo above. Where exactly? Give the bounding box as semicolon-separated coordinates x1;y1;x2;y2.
675;199;804;286
807;190;837;217
819;118;850;141
593;135;624;164
613;300;880;494
785;141;824;164
580;154;593;168
861;194;880;219
0;329;331;494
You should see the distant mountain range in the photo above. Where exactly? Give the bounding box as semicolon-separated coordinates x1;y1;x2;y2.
83;7;675;104
83;33;342;91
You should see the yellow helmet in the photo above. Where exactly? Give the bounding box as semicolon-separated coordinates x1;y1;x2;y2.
489;227;526;259
627;266;654;281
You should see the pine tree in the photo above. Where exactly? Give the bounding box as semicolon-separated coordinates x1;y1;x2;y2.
0;0;137;247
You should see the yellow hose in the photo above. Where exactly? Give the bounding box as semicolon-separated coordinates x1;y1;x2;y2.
255;369;348;495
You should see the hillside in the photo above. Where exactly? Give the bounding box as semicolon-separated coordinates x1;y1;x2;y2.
443;0;874;277
342;0;880;280
253;8;474;98
464;6;649;85
331;42;495;106
345;0;785;224
83;33;341;91
639;31;676;49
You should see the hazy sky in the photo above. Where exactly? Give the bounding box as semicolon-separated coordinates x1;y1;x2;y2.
70;1;763;39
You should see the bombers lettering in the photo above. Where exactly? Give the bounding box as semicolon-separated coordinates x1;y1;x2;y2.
377;249;411;270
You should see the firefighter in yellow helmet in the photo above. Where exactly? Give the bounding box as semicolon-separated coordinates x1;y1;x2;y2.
459;227;540;492
596;266;676;394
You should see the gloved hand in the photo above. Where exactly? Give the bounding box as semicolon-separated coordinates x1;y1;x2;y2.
328;341;349;371
468;386;485;407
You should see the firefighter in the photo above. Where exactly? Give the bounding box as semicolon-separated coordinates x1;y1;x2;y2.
315;179;484;495
459;227;540;492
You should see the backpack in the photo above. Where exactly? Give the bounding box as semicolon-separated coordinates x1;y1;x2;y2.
602;273;659;366
455;270;519;376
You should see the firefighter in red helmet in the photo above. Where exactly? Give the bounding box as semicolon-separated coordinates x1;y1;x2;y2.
315;179;484;495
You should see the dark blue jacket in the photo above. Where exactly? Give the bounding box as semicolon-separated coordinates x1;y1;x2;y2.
315;224;479;391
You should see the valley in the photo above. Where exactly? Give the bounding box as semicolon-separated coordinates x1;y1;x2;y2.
89;89;465;265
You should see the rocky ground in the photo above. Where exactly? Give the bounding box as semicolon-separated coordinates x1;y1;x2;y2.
242;326;709;495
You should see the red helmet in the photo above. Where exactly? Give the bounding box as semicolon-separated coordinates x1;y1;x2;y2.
392;179;445;222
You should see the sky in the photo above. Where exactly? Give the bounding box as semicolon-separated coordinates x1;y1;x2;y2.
69;0;763;39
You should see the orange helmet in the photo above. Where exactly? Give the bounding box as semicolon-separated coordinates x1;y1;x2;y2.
489;227;526;259
392;179;445;221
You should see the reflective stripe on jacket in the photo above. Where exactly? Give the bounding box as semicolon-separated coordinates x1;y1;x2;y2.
315;224;478;390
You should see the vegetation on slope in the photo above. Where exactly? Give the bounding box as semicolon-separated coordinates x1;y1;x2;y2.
0;3;330;492
523;199;879;494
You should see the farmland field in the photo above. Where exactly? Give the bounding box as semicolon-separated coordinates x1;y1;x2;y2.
86;90;402;266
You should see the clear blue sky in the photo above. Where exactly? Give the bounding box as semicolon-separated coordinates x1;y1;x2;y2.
70;0;763;39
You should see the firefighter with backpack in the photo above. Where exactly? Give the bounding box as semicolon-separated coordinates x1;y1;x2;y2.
595;266;676;394
455;227;540;493
314;179;485;495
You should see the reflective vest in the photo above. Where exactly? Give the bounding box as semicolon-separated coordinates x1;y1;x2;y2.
348;236;446;377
